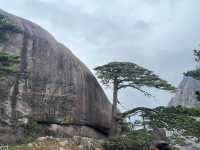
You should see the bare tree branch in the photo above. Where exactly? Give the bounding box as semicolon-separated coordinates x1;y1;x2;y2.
118;84;153;97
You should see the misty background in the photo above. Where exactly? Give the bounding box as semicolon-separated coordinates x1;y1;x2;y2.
0;0;199;111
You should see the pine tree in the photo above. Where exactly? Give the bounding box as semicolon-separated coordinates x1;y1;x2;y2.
94;62;175;135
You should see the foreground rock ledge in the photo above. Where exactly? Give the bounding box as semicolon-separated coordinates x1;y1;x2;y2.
9;136;105;150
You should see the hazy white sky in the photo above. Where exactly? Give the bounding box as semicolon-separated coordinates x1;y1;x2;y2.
0;0;199;110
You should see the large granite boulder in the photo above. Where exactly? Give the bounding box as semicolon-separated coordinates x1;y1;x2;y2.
169;76;200;108
0;9;112;143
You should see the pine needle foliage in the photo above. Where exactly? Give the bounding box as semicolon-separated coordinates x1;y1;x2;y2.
0;52;19;77
95;62;176;92
146;106;200;139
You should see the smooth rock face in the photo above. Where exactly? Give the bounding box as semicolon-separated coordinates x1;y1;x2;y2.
169;76;200;108
0;9;112;139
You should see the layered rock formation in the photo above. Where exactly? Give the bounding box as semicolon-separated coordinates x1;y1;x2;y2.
0;9;112;143
169;76;200;108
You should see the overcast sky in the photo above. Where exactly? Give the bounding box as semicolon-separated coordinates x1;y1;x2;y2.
0;0;199;110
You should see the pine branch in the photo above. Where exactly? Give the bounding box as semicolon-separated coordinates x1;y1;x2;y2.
118;84;153;97
120;107;157;118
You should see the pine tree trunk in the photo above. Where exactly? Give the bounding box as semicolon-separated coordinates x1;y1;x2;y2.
110;78;118;136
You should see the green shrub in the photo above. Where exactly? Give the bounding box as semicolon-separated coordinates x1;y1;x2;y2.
25;119;43;135
104;130;153;150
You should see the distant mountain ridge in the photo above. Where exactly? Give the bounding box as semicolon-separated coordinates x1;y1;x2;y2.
169;76;200;108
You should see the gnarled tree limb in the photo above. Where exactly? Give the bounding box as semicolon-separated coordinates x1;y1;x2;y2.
120;107;157;118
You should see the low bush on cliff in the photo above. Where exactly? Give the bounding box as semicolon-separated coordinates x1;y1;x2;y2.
24;120;43;135
0;52;19;77
104;130;154;150
15;119;44;144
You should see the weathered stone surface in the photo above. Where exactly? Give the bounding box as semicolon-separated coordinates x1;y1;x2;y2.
47;124;106;138
9;136;105;150
169;76;200;108
0;8;112;140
